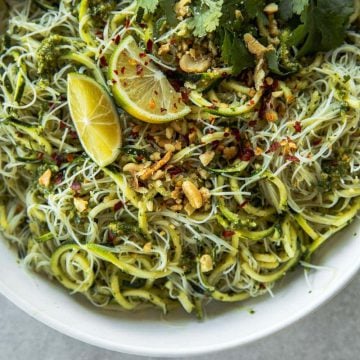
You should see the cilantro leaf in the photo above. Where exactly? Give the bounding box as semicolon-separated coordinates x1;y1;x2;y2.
290;0;354;58
159;0;177;26
187;0;224;38
137;0;159;13
279;0;309;20
292;0;309;15
243;0;265;19
221;30;254;75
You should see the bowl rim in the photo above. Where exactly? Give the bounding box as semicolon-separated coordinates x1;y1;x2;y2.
0;259;359;357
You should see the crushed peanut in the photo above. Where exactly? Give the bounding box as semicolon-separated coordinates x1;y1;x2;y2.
150;152;161;161
199;151;215;166
182;180;203;209
73;197;88;213
140;151;173;181
200;254;213;273
244;33;270;57
165;127;175;139
184;202;195;216
223;146;238;160
265;110;279;122
38;169;52;187
143;242;152;253
199;187;211;203
264;3;279;14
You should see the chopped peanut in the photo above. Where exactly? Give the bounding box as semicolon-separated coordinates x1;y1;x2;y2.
73;197;88;213
164;143;176;152
151;170;165;180
38;169;52;187
179;53;211;73
199;187;211;203
199;151;215;166
223;146;238;160
264;3;279;14
123;163;145;173
265;110;279;122
182;180;203;209
143;242;152;253
244;33;269;57
184;202;195;216
150;152;161;161
165;127;175;139
140;151;173;181
200;254;213;273
158;42;171;56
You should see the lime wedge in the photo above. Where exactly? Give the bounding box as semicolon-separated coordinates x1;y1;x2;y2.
67;73;122;167
108;36;191;124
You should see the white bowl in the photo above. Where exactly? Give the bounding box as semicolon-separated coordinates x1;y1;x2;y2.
0;219;359;357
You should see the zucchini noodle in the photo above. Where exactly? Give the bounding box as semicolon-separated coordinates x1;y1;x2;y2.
0;0;359;318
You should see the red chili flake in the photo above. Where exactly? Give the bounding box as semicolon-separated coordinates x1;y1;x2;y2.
66;154;74;163
160;108;167;113
221;72;228;78
240;148;255;161
249;99;255;105
240;200;249;208
69;130;78;140
113;69;119;75
139;52;146;58
222;230;235;238
181;90;189;102
136;64;143;75
51;153;65;166
125;18;130;28
211;140;220;150
146;39;153;52
170;79;182;92
115;34;121;44
139;22;147;29
266;141;281;153
231;128;241;141
121;66;126;74
312;138;322;146
54;173;63;185
114;201;124;212
96;31;104;39
248;120;257;128
112;79;117;84
144;61;149;66
167;166;182;176
71;182;81;192
59;121;69;130
286;155;300;163
294;121;302;133
108;231;116;243
154;90;159;95
224;132;230;138
99;56;108;67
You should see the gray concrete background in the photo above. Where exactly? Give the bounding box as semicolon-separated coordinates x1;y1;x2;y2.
0;274;359;360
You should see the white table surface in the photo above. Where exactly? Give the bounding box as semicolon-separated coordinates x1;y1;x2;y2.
0;274;359;360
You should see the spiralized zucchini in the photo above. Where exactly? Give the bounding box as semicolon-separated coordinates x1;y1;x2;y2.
0;0;359;318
